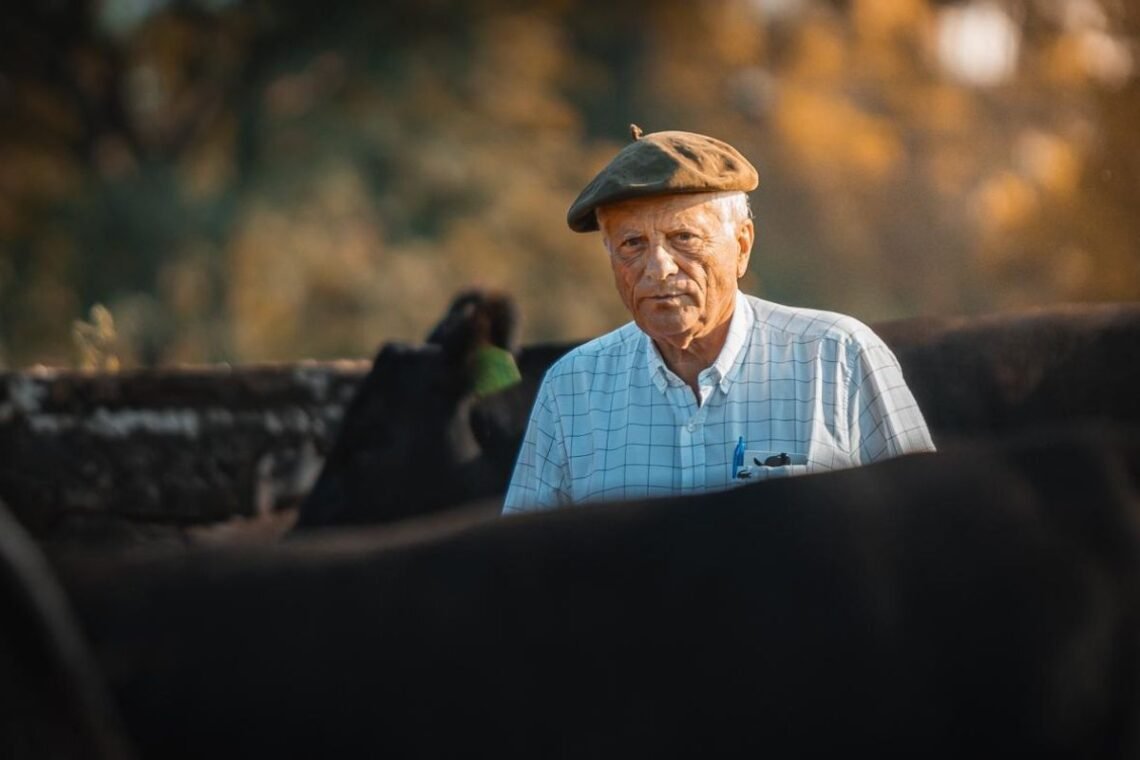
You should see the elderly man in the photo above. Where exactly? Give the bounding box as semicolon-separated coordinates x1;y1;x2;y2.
503;126;934;513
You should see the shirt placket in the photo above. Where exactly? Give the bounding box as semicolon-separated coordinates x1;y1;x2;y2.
666;373;718;493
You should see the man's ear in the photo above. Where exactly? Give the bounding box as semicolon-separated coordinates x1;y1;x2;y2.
736;218;754;278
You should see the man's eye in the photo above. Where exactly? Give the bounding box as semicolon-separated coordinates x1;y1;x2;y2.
671;232;701;248
619;237;644;252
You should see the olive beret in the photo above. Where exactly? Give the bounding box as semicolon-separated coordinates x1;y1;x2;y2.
566;125;759;233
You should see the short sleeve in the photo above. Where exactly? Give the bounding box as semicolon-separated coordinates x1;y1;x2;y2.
847;336;936;464
502;372;571;514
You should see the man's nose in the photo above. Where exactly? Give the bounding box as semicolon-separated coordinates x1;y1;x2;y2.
643;241;678;281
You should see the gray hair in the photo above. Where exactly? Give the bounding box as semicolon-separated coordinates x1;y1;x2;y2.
713;191;752;237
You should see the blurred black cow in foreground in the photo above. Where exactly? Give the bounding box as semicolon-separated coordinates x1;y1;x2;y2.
0;500;133;760
57;425;1140;758
294;299;1140;531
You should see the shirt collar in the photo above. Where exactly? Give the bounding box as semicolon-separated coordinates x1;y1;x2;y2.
645;333;672;394
645;290;753;395
710;290;753;391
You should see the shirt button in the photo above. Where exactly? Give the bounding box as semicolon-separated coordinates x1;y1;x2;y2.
687;421;696;432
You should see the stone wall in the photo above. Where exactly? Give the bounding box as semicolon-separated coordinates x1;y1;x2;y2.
0;362;369;544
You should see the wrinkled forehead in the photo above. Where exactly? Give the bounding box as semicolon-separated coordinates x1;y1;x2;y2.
596;191;736;235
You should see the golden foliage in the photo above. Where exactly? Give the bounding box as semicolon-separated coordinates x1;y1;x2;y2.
1;0;1138;367
72;304;120;371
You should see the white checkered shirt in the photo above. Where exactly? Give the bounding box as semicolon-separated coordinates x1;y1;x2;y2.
502;292;934;514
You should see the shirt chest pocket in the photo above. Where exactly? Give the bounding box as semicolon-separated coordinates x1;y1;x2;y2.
733;450;811;483
750;463;811;481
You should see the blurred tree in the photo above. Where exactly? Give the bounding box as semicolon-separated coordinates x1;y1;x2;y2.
0;0;1136;368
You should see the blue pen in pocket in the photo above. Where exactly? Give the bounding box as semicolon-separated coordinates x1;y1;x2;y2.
732;436;745;475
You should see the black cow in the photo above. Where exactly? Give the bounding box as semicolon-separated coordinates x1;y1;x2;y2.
293;289;541;530
876;302;1140;441
295;300;1140;530
60;424;1140;758
0;499;134;760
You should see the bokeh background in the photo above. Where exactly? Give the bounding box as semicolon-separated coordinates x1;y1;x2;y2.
1;0;1137;369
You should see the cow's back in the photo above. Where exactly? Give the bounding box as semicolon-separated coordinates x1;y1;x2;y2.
61;424;1140;758
875;302;1140;439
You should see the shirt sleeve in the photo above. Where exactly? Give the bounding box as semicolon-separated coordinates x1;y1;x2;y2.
847;335;936;464
502;372;571;515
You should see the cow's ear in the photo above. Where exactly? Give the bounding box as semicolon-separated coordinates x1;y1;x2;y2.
426;292;477;349
485;292;521;353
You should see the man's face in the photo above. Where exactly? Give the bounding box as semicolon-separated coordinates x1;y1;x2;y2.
598;192;754;350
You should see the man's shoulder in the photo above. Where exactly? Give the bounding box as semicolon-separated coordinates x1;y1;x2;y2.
743;294;881;349
546;322;644;379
